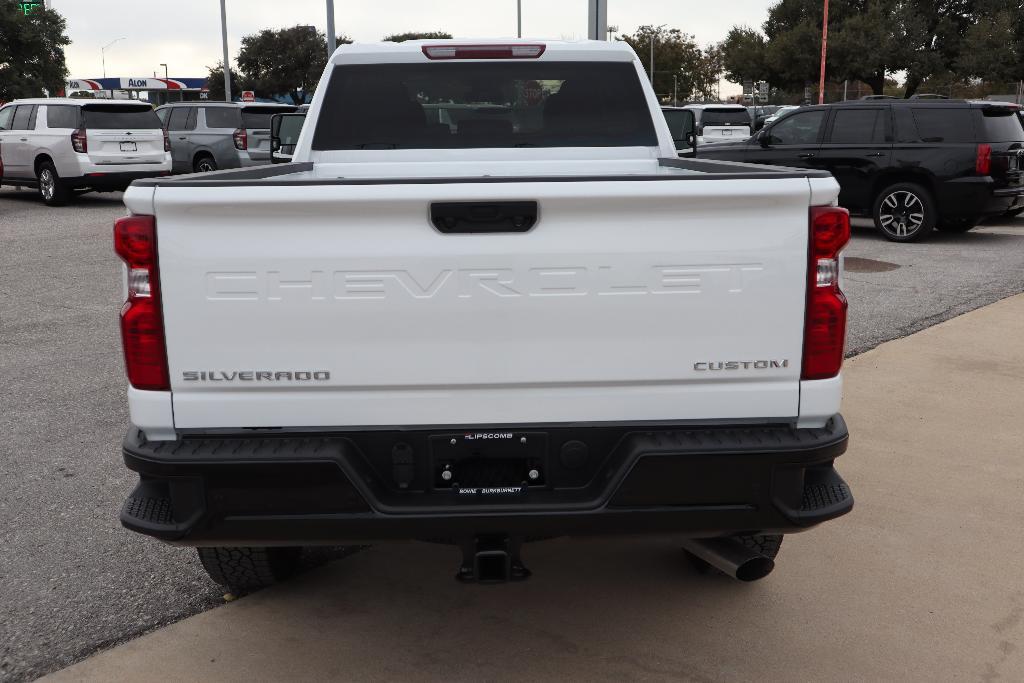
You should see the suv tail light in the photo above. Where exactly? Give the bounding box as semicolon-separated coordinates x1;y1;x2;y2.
163;129;170;153
802;206;850;381
421;44;546;60
233;127;247;150
114;215;169;391
976;143;992;175
71;128;88;153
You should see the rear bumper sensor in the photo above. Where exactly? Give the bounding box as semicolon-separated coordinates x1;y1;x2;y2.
119;416;852;544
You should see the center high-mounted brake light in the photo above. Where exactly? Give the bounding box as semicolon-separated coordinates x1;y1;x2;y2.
421;44;546;60
114;215;169;391
233;127;247;150
802;206;850;381
71;128;87;154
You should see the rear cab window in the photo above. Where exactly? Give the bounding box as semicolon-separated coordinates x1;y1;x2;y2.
46;105;80;129
82;105;162;130
241;107;294;130
312;61;657;150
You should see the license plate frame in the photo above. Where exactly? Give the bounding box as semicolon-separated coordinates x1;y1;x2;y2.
119;141;137;152
430;431;548;492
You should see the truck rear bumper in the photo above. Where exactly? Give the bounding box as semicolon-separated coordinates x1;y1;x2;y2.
120;416;852;545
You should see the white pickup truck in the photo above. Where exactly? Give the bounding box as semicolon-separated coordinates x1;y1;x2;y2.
116;40;853;589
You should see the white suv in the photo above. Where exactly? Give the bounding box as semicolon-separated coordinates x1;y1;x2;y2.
0;98;171;206
684;104;753;144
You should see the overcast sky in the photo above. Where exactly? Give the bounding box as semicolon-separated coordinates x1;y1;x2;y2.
52;0;772;85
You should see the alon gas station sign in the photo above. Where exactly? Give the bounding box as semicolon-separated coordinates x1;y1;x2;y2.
67;77;208;93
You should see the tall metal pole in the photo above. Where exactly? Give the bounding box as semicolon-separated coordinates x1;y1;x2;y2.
517;0;522;38
220;0;232;101
326;0;337;58
818;0;829;104
586;0;607;41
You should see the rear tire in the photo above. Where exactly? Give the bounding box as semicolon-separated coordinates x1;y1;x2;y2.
872;182;935;242
193;155;218;173
37;161;71;206
197;546;302;593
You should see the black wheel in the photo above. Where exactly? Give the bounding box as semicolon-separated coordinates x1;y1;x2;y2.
37;161;71;206
193;155;218;173
872;182;935;242
936;217;978;233
197;546;301;592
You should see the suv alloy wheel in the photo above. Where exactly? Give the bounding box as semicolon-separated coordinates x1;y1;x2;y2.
873;182;935;242
37;161;70;207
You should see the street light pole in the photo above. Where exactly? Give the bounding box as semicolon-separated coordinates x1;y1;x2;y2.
818;0;829;104
159;63;171;103
220;0;232;102
517;0;522;38
100;37;125;79
326;0;336;58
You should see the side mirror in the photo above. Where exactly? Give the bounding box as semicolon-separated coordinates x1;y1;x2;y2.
757;129;770;147
270;112;306;164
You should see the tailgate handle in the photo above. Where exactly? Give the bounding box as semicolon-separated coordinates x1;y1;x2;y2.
431;201;537;234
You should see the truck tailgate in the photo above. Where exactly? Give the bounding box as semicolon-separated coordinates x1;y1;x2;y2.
154;177;812;429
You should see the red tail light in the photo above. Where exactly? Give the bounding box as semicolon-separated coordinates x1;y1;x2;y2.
422;44;546;60
802;206;850;381
976;143;992;175
71;128;87;153
114;215;169;391
233;127;247;150
163;129;170;153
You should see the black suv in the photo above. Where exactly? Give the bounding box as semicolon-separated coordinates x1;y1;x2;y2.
699;100;1024;241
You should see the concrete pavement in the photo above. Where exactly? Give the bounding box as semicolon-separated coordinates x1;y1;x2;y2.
43;293;1024;682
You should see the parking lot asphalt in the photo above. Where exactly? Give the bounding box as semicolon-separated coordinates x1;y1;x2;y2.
41;293;1024;682
2;185;1023;681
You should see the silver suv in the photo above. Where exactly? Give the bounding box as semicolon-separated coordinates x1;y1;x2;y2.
156;102;297;174
0;98;171;206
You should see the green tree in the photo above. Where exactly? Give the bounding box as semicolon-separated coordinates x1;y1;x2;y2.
383;31;452;42
720;27;768;85
720;0;976;97
0;0;70;101
957;0;1024;84
236;25;352;104
620;26;720;101
204;62;246;101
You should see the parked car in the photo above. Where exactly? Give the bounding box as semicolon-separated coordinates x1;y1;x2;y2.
762;105;800;128
660;106;697;156
0;98;170;205
684;104;752;143
750;104;781;131
699;99;1024;241
155;101;297;173
116;39;852;590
